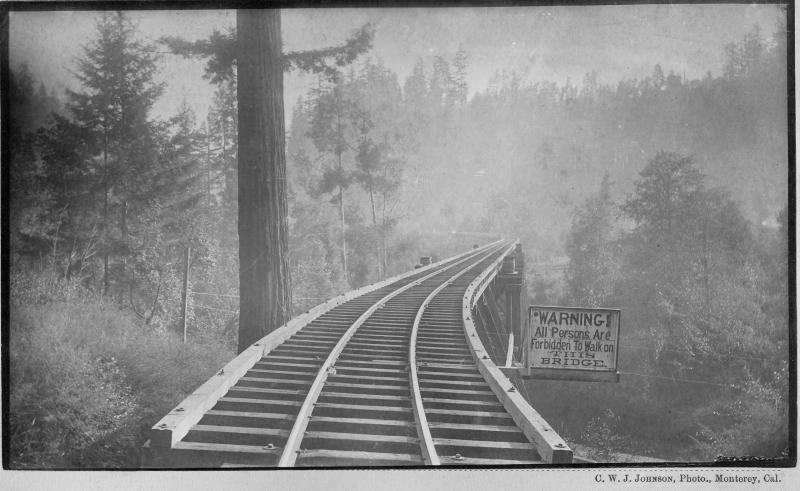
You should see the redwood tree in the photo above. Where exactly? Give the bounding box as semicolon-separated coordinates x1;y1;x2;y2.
236;10;292;352
163;13;373;352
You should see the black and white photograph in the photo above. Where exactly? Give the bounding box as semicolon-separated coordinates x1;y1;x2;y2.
2;0;794;484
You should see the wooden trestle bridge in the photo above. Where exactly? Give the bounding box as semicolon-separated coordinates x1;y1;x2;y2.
143;240;573;467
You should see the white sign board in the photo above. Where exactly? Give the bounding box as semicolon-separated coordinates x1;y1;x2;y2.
526;306;620;373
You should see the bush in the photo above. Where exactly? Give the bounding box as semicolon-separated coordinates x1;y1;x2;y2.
8;272;234;468
689;377;790;461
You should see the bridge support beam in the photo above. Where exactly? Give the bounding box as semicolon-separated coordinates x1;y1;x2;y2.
496;243;525;364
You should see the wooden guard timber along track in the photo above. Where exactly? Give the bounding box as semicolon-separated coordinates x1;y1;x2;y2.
144;240;573;467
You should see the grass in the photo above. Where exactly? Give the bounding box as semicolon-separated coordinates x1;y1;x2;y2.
8;272;235;468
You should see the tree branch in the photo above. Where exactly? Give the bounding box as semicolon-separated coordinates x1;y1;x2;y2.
283;23;375;77
159;23;374;84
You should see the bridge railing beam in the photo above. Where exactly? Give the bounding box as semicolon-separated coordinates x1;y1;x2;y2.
463;240;573;464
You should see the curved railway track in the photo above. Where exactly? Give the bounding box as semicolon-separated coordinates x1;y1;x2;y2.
147;240;572;467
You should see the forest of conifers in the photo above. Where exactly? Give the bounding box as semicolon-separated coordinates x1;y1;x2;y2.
8;12;788;467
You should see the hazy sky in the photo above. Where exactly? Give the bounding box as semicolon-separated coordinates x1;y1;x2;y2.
10;5;785;122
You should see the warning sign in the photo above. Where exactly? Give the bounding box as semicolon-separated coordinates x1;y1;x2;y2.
526;306;620;372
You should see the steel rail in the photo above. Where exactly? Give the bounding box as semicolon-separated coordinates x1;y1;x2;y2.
408;240;511;465
149;240;502;452
277;241;503;467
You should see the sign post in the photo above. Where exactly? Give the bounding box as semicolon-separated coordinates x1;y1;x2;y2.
522;305;620;383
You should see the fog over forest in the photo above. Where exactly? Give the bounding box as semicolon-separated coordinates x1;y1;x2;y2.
7;5;789;468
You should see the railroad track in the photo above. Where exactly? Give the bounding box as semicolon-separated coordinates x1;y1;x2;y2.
146;240;572;467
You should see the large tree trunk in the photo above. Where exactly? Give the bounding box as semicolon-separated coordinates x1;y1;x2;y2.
236;9;292;353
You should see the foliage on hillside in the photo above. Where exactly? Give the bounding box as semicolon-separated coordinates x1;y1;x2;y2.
8;271;233;468
527;152;789;461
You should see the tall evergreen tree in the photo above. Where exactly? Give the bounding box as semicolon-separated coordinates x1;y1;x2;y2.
8;64;65;261
404;59;428;104
451;46;469;105
399;59;429;149
163;16;374;349
154;100;211;254
430;56;451;109
286;98;348;309
67;11;164;295
35;114;98;279
207;79;239;215
307;73;357;283
348;61;405;278
564;173;618;307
